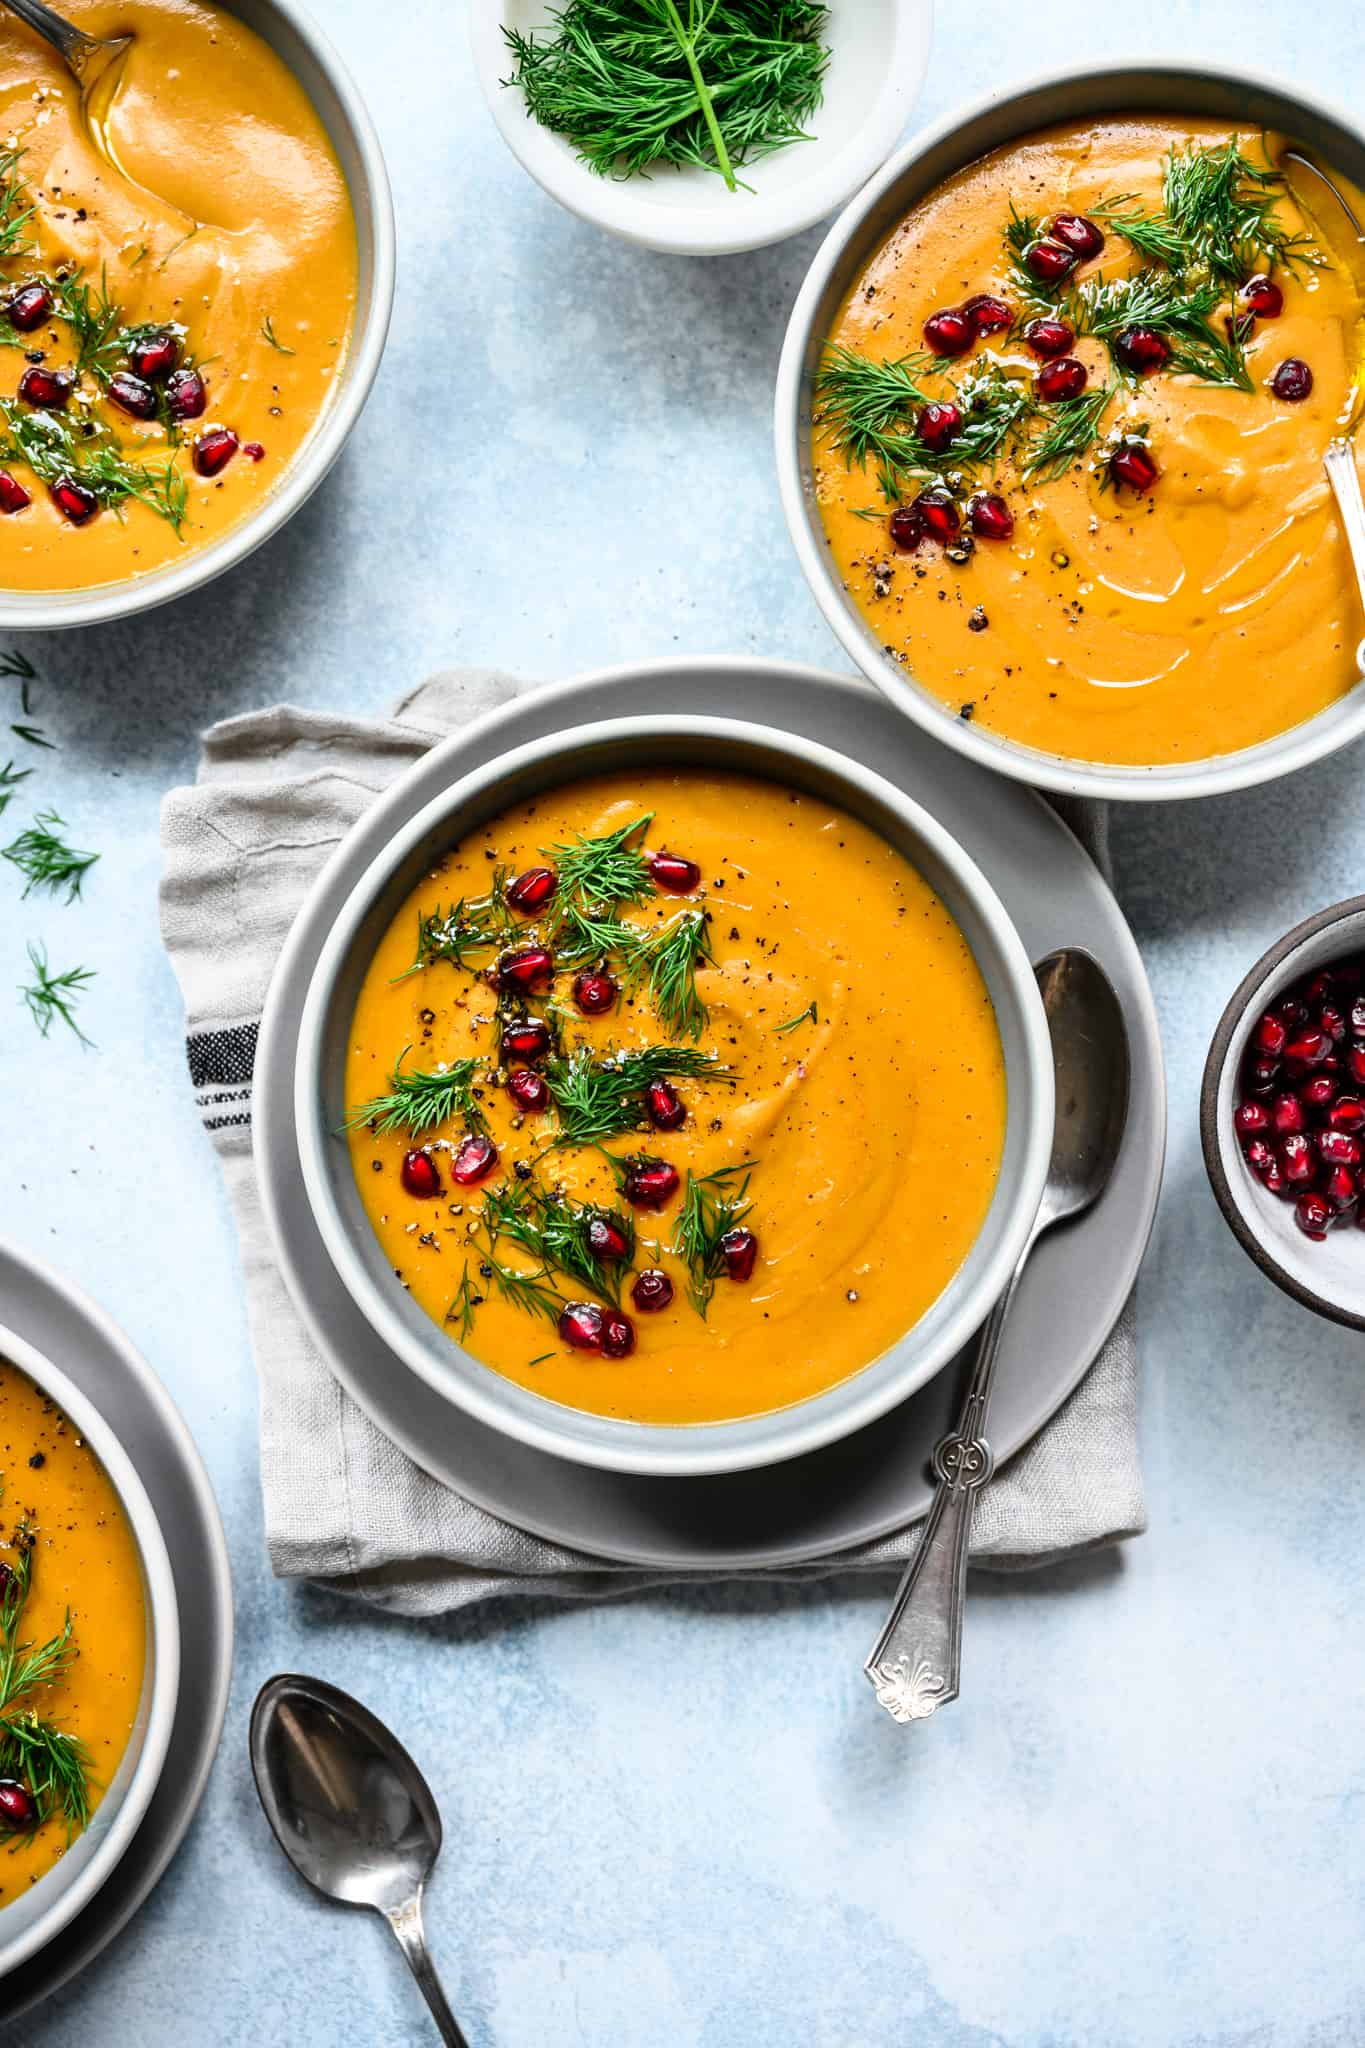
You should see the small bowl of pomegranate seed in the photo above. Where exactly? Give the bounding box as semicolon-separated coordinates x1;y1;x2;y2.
1203;897;1365;1327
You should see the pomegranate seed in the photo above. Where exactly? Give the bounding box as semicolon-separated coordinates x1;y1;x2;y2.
8;283;51;331
573;967;617;1016
1321;1003;1348;1042
1296;1191;1331;1239
914;489;960;542
917;400;962;451
1243;274;1283;319
1277;997;1310;1024
1302;1073;1338;1110
452;1134;498;1184
165;366;207;419
18;364;71;408
1114;326;1170;375
1023;317;1075;358
400;1150;441;1198
1265;1158;1289;1198
1319;1129;1362;1168
962;292;1012;337
502;1016;552;1062
923;307;974;356
1023;239;1077;285
649;850;701;894
1243;1058;1280;1096
49;476;97;524
1234;1101;1271;1142
243;440;266;461
631;1269;674;1313
1109;440;1159;493
1306;973;1337;1003
1349;1046;1365;1087
0;470;30;514
1254;1012;1287;1057
968;492;1014;541
1269;1092;1305;1137
622;1158;680;1210
1049;213;1105;260
1282;1133;1316;1184
558;1302;603;1351
889;505;923;552
1351;995;1365;1035
506;1067;549;1113
108;370;158;421
1329;1096;1365;1132
129;330;179;380
1270;358;1312;402
498;946;554;994
1245;1137;1277;1178
601;1311;635;1359
646;1079;686;1129
0;1780;35;1829
1285;1028;1331;1068
193;428;239;478
586;1215;631;1262
505;866;557;914
720;1227;758;1281
1035;357;1087;403
1326;1164;1358;1211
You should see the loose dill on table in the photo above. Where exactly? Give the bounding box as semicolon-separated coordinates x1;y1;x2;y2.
0;760;31;817
0;1531;92;1838
544;1042;731;1144
672;1160;753;1316
342;1053;488;1139
2;807;99;902
19;942;94;1045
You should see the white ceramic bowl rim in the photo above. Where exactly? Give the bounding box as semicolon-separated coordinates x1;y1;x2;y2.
0;0;396;631
0;1320;180;1978
775;55;1365;802
295;711;1055;1478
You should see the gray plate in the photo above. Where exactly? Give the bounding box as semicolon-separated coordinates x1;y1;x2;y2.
0;1239;233;2023
255;659;1166;1569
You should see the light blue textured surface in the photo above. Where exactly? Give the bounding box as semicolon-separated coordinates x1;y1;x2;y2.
1;2;1364;2042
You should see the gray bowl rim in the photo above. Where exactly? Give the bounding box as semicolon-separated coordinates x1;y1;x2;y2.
0;0;396;632
294;711;1056;1478
774;54;1365;803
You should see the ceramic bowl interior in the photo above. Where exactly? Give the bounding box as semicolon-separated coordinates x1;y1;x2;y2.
470;0;933;256
1202;897;1365;1329
0;1321;180;1979
295;715;1055;1478
776;58;1365;802
0;0;395;632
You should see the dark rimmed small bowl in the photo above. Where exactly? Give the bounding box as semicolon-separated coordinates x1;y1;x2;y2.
1202;897;1365;1329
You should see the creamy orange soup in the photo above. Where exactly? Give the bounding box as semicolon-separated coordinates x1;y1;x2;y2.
345;771;1007;1426
815;117;1365;767
0;0;357;589
0;1361;145;1902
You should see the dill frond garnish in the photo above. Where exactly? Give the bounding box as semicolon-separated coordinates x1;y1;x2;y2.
553;901;639;965
673;1160;753;1316
480;1251;564;1326
52;268;123;380
261;315;295;355
623;909;713;1039
0;401;187;532
0;149;33;266
549;812;655;910
343;1052;488;1138
1074;272;1251;390
814;347;1034;501
409;874;516;972
19;942;94;1044
2;808;98;901
0;1536;92;1838
481;1179;636;1303
1163;139;1320;283
1023;385;1115;483
1089;194;1191;269
448;1264;480;1342
545;1042;730;1144
774;999;817;1034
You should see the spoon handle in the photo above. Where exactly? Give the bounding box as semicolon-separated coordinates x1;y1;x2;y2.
863;1261;1023;1721
1325;439;1365;665
384;1891;471;2048
0;0;98;68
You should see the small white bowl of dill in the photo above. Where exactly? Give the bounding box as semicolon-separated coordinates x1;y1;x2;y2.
471;1;933;256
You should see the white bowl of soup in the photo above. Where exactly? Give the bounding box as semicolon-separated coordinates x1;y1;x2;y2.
776;61;1365;801
0;1321;179;1977
0;0;393;628
294;717;1054;1478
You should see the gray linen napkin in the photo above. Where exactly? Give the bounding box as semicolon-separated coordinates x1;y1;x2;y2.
159;669;1145;1615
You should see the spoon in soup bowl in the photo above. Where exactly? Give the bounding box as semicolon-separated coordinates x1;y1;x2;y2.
0;0;129;86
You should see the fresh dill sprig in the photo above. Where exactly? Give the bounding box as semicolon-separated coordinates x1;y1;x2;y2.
553;900;639;965
1090;194;1191;269
19;942;94;1044
622;909;713;1039
1164;139;1319;283
409;873;516;972
0;1714;90;1835
549;812;655;910
0;1541;91;1837
0;401;187;532
52;268;123;380
672;1160;753;1316
343;1052;487;1138
448;1264;480;1342
0;652;36;682
261;315;295;355
480;1250;564;1326
774;999;818;1034
814;347;1034;500
503;0;831;193
481;1179;635;1303
1074;272;1250;390
1023;385;1115;483
3;808;98;901
0;149;33;265
0;760;31;818
544;1042;731;1144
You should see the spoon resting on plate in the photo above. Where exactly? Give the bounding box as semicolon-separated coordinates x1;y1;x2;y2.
250;1674;471;2047
864;949;1129;1722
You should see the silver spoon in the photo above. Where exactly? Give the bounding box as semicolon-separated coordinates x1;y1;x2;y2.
864;949;1130;1722
0;0;129;84
250;1674;471;2047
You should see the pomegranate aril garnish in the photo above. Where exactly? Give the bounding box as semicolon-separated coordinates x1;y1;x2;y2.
193;428;239;478
1281;1132;1316;1185
128;330;179;379
917;400;962;451
505;865;557;914
400;1150;441;1199
923;307;974;357
1243;1058;1280;1096
1329;1096;1365;1132
1049;213;1105;260
1326;1164;1358;1211
1296;1191;1331;1239
1109;440;1159;494
50;476;97;524
506;1067;549;1114
720;1227;758;1281
558;1302;604;1351
631;1268;674;1313
1350;994;1365;1036
1114;325;1171;375
1035;357;1087;403
498;945;554;994
1349;1045;1365;1087
622;1158;680;1210
962;292;1012;337
586;1215;632;1263
108;370;158;421
889;505;923;553
0;470;30;514
1270;357;1313;402
1254;1012;1287;1057
1321;1003;1348;1042
1269;1092;1305;1137
502;1016;551;1062
1234;1101;1271;1142
573;966;617;1016
452;1134;498;1184
649;849;702;893
8;283;51;331
0;1780;36;1830
601;1311;636;1359
165;366;207;419
1023;239;1077;285
18;364;72;409
1022;316;1075;359
1285;1028;1332;1068
1319;1129;1362;1168
968;492;1014;542
1242;274;1283;319
1301;1073;1338;1110
646;1078;686;1130
1245;1137;1277;1178
914;489;960;542
243;441;265;462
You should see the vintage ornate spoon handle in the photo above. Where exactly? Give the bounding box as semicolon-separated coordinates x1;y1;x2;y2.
1325;439;1365;670
864;1263;1023;1722
384;1891;470;2048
